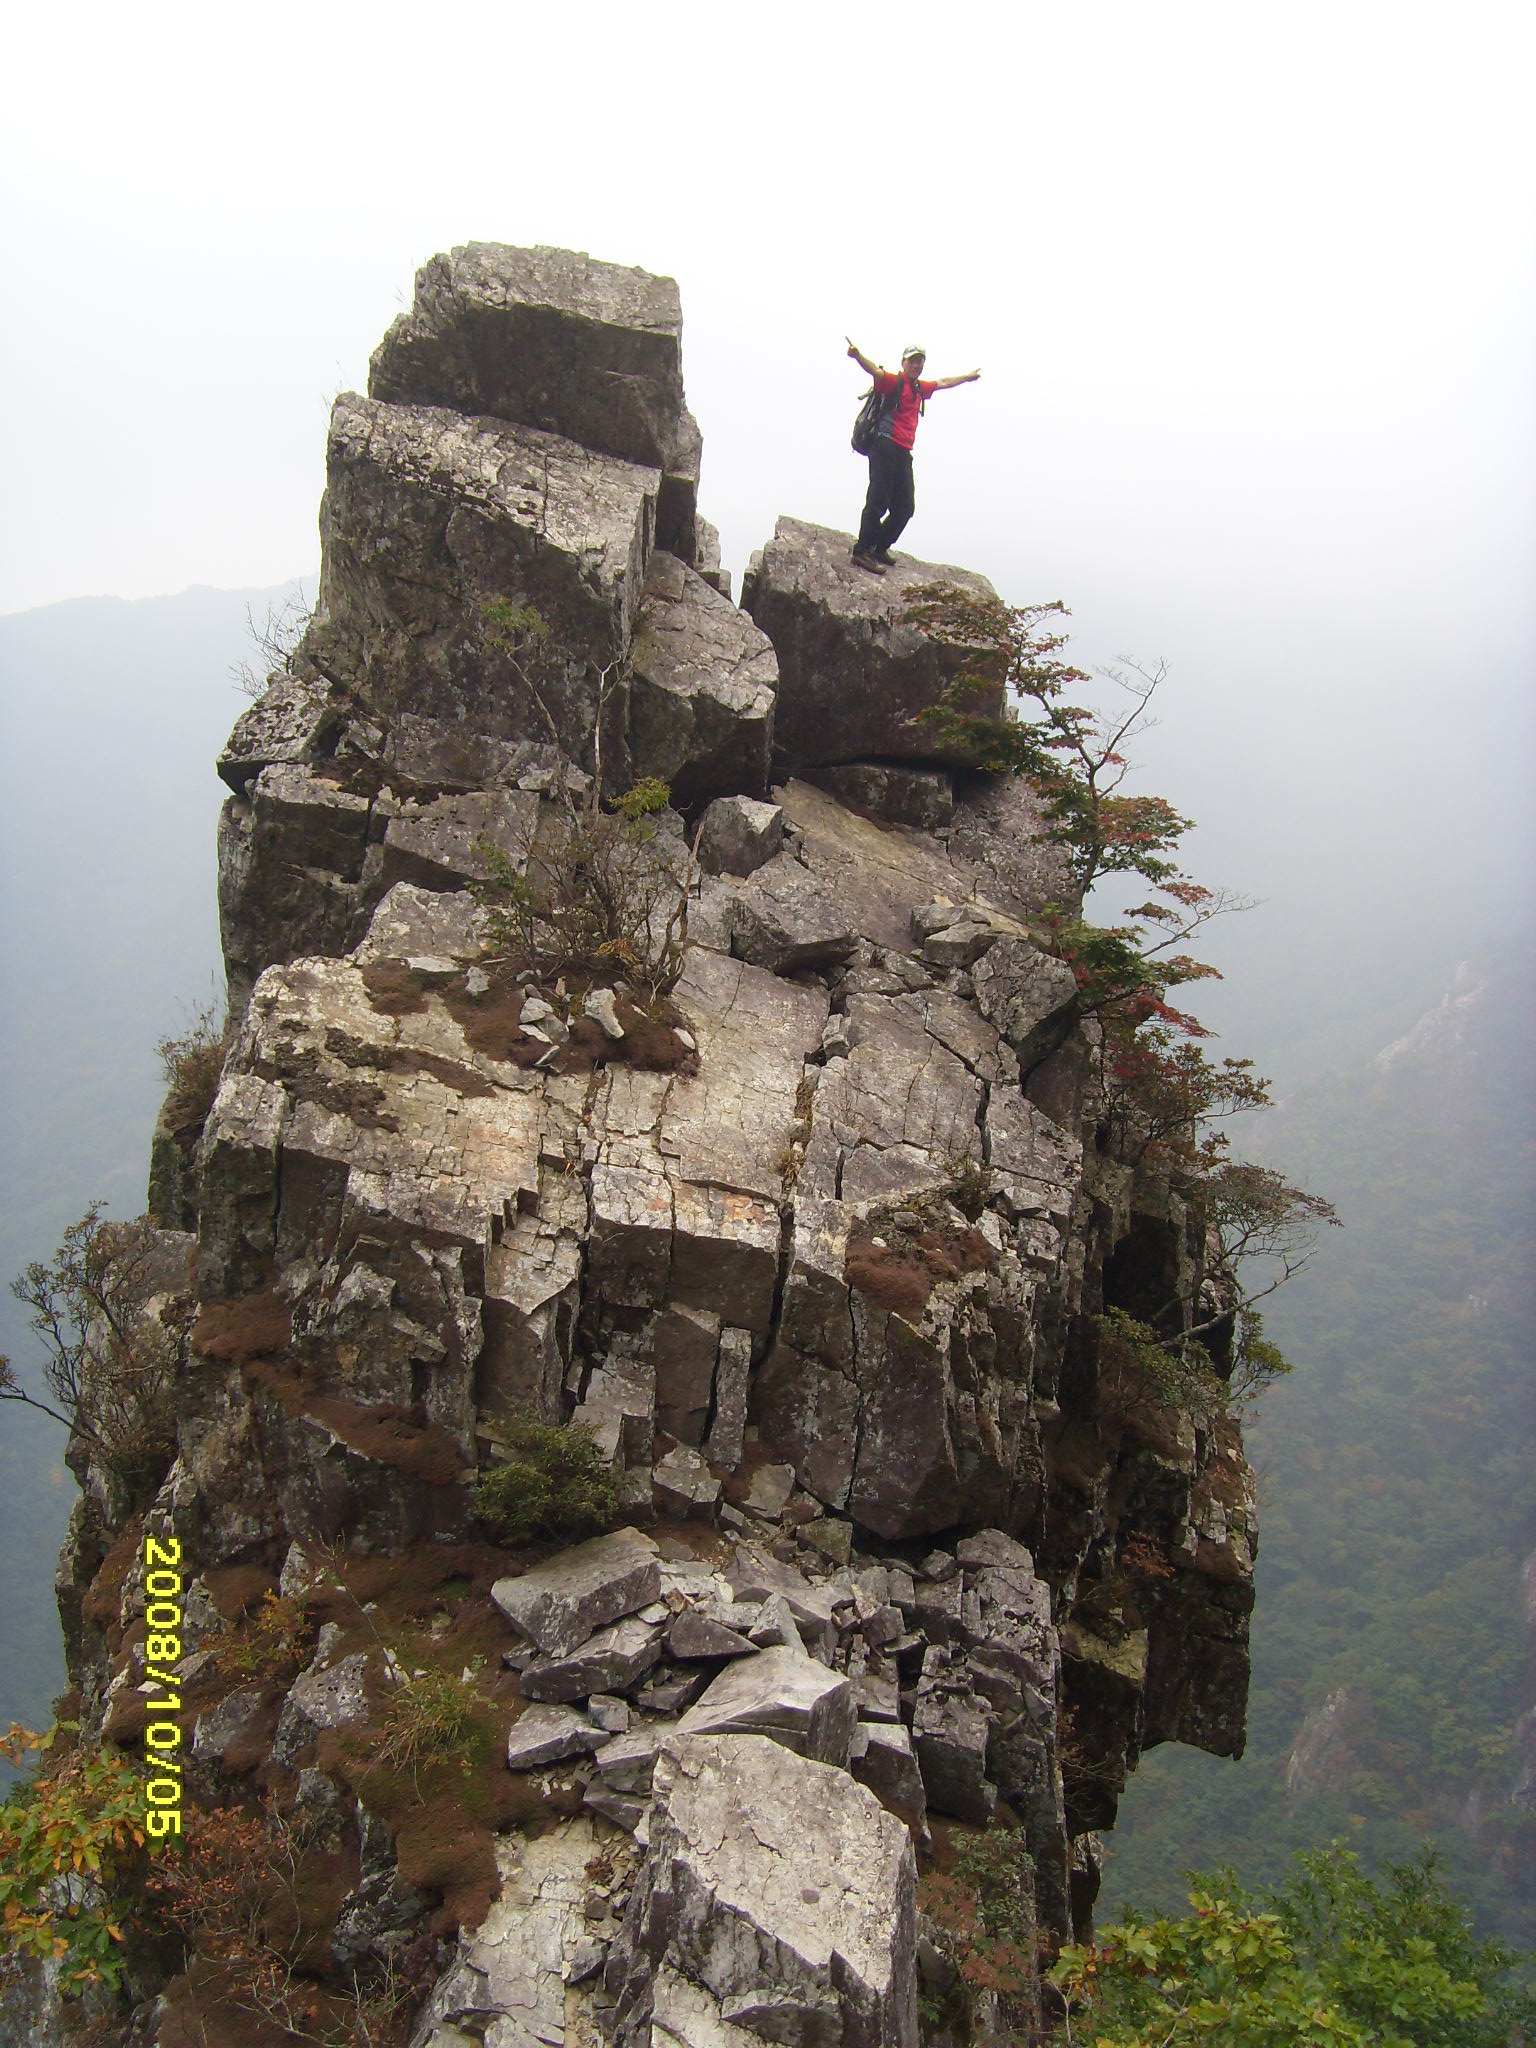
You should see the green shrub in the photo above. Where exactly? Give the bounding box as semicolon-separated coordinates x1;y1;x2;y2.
1098;1306;1227;1428
1052;1844;1536;2047
473;1418;619;1545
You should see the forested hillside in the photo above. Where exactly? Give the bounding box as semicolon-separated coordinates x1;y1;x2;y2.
1101;955;1536;1943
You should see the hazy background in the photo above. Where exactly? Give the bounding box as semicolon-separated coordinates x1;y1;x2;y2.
2;0;1531;1906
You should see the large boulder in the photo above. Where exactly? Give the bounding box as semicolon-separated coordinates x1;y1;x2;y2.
608;1734;919;2048
368;241;702;556
742;518;1005;779
309;392;657;761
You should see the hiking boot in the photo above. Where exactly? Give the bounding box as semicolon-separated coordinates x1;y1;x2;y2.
850;549;887;576
873;548;898;566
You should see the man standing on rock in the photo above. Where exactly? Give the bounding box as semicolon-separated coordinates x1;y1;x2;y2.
846;340;980;574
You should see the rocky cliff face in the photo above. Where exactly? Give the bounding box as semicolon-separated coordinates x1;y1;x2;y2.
46;244;1255;2048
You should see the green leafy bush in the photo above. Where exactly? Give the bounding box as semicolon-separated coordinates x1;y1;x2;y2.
1052;1844;1536;2047
473;1417;619;1545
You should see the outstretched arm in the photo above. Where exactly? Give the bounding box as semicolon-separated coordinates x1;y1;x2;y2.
932;370;981;389
846;337;888;378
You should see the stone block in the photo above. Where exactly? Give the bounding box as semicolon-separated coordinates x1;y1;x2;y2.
696;794;785;878
517;1615;664;1703
741;516;1004;778
368;241;700;550
492;1527;662;1657
608;1735;917;2048
674;1643;855;1767
313;393;656;762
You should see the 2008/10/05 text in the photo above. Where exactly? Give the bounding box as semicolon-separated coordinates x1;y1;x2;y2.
139;1533;184;1840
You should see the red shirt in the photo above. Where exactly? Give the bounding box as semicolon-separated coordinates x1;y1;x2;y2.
874;371;938;451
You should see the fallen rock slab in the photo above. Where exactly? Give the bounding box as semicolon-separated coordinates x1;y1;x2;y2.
668;1611;760;1662
505;1701;615;1770
516;1614;664;1703
492;1527;662;1657
675;1643;857;1767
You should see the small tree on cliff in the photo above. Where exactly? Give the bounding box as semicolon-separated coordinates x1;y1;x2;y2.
907;588;1338;1395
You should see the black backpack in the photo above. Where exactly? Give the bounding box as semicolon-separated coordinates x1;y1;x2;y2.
851;373;923;455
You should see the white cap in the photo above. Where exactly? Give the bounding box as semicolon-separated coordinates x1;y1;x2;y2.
901;344;927;361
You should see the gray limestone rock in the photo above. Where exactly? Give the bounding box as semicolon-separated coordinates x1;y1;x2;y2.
725;1548;838;1636
492;1528;662;1657
675;1643;857;1766
584;985;626;1039
914;900;1010;970
912;1689;997;1825
368;240;701;555
742;517;1004;779
705;1327;752;1470
272;1652;371;1768
352;880;489;966
971;937;1081;1073
311;392;655;763
505;1702;615;1770
694;515;731;600
330;1803;427;1970
379;787;540;895
696;794;786;879
191;1686;268;1764
851;1720;929;1837
608;1734;918;2048
218;668;341;795
410;1815;617;2048
653;1443;723;1519
629;553;777;807
729;850;859;975
668;1611;759;1662
217;768;379;1006
516;1615;665;1703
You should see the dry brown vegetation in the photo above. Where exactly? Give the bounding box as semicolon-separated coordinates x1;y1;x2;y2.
845;1212;995;1320
191;1293;293;1363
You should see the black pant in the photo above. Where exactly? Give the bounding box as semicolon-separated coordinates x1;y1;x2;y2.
856;437;915;554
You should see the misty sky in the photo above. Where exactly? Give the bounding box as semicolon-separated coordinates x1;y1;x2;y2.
4;2;1533;1053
